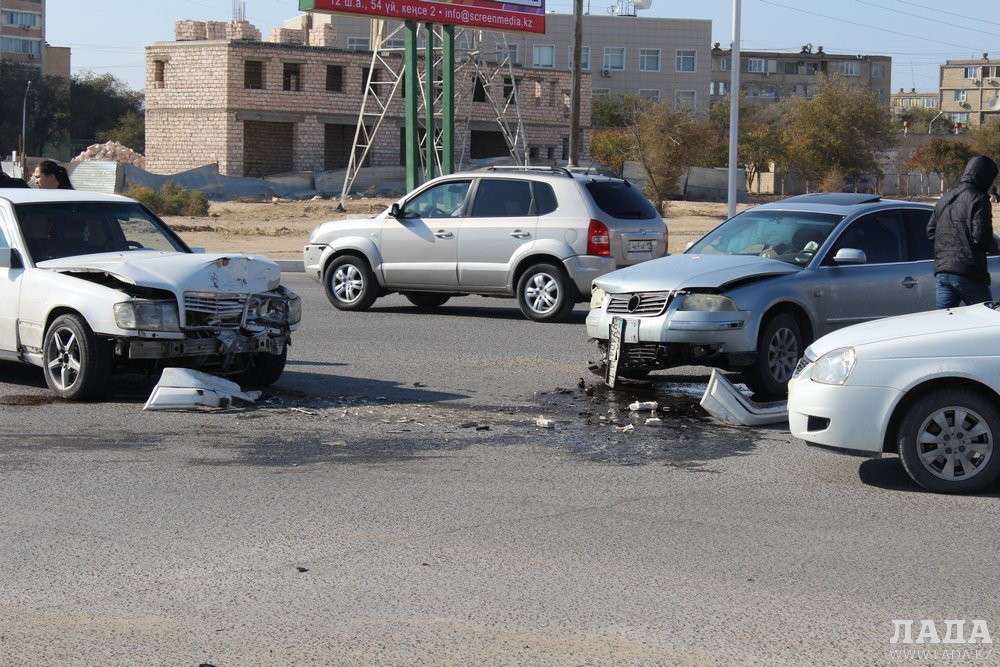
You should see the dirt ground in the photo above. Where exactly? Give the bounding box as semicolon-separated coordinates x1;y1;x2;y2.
162;198;743;259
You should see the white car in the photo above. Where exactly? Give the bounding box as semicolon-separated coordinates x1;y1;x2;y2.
788;304;1000;493
0;189;301;400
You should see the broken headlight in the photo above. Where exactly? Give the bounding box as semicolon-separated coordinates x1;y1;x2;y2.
246;290;302;326
114;300;181;331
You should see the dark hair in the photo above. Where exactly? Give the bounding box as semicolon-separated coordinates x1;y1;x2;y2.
37;159;74;189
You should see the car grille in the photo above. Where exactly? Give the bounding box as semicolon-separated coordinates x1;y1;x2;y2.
623;343;661;365
183;292;248;329
607;292;672;316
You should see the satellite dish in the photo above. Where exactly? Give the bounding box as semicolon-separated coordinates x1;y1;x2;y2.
633;0;652;9
990;95;1000;111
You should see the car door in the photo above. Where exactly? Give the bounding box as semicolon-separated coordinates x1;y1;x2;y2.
457;178;538;289
819;209;924;330
0;210;24;354
900;208;939;311
380;179;471;289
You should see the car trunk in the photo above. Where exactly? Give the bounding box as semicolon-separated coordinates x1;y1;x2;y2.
607;216;667;266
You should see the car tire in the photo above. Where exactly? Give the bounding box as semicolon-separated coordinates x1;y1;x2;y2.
324;255;378;311
404;292;452;309
516;262;576;323
42;314;112;401
897;388;1000;493
239;345;288;388
743;312;802;399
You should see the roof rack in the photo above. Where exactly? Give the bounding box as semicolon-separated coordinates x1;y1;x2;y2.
481;165;574;178
565;166;601;175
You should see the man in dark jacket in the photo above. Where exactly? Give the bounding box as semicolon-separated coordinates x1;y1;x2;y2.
927;155;999;308
0;164;29;189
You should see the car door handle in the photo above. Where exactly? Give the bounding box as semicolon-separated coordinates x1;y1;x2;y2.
901;277;918;288
509;230;531;239
434;230;454;239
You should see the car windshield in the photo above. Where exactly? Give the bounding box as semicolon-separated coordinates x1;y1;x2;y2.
585;181;659;220
688;209;844;266
14;202;187;263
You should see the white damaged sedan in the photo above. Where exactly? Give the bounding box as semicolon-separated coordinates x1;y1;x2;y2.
788;303;1000;493
0;189;301;399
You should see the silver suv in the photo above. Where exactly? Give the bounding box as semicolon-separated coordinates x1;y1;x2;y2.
303;166;666;322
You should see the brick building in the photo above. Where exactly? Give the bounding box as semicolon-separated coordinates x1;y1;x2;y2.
145;19;591;177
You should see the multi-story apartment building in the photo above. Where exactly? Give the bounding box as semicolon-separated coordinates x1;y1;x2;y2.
708;44;891;107
145;19;591;176
891;88;938;116
0;0;68;77
289;12;713;111
938;56;1000;127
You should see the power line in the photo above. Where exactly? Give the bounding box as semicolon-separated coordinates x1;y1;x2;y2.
888;0;1000;30
854;0;1000;42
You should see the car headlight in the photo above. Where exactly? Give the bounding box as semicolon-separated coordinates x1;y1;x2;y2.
247;290;302;326
591;286;607;310
287;292;302;325
679;293;737;311
113;300;180;331
810;347;856;385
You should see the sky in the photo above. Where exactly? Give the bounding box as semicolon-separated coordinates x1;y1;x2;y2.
47;0;999;92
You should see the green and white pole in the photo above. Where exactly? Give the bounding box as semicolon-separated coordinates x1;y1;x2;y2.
441;25;455;175
403;20;420;191
424;23;436;182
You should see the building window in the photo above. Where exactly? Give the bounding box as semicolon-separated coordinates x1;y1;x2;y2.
0;36;41;57
838;61;860;77
529;146;539;160
779;61;799;75
532;45;555;68
283;63;302;91
244;60;264;89
674;90;696;111
603;47;626;72
638;89;660;102
711;80;729;96
871;62;885;80
637;49;660;72
747;57;766;73
546;146;554;160
361;66;381;91
675;49;696;73
718;55;730;71
593;88;610;96
954;89;967;102
923;97;936;108
2;10;40;28
507;43;520;65
503;76;514;101
949;112;970;124
568;45;590;71
561;136;569;160
154;60;166;87
326;65;343;92
473;75;488;102
964;66;978;79
383;38;404;49
348;37;370;51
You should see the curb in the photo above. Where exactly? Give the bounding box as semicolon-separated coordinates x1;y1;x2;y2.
277;260;306;273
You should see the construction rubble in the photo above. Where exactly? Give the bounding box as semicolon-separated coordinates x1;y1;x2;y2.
72;141;147;169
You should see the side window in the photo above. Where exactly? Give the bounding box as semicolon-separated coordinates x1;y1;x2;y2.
0;222;8;249
403;180;471;219
470;179;533;217
533;182;558;215
903;209;934;261
827;211;905;265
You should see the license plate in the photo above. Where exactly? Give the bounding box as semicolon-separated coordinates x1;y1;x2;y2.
628;239;655;253
606;318;640;388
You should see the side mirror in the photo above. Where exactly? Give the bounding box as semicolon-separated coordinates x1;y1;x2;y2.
833;248;867;265
190;246;207;254
389;203;403;219
0;248;11;269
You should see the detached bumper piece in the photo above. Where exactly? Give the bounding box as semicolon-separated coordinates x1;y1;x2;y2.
143;368;262;411
700;369;788;427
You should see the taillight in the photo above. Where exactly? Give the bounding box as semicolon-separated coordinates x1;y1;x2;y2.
587;219;611;257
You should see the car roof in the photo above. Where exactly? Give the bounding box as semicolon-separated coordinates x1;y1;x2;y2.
752;193;932;216
441;168;622;185
0;188;134;205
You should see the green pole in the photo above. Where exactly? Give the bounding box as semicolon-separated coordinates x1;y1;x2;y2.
424;23;435;181
442;25;455;175
404;20;420;191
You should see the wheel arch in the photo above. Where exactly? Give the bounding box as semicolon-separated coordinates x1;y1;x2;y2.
44;306;89;336
319;239;384;286
757;300;816;347
882;376;1000;453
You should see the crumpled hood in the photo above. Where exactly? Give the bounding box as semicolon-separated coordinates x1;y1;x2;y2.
960;155;999;192
594;253;799;293
37;251;281;295
809;304;1000;357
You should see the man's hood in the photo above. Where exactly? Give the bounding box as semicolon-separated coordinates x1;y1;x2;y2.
960;155;999;192
593;253;799;294
809;304;1000;357
37;251;281;295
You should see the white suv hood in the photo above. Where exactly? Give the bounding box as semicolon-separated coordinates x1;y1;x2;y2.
36;251;281;294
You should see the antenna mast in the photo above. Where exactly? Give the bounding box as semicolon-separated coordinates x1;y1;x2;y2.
232;0;247;22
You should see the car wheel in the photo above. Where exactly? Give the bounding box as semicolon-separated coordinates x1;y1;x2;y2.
897;388;1000;493
404;292;452;309
743;313;802;399
324;255;378;311
516;262;576;323
239;345;288;388
42;314;112;401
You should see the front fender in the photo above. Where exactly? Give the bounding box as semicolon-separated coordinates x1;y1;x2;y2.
318;237;385;286
18;270;132;350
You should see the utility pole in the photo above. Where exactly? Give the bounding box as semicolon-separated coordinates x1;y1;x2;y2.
21;80;32;172
568;0;584;166
726;0;741;219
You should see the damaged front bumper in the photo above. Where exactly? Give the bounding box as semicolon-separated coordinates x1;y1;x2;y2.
120;329;288;360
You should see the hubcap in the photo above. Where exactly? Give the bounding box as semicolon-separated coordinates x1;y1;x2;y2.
46;327;82;391
332;264;364;304
767;327;799;384
524;272;560;315
916;406;994;481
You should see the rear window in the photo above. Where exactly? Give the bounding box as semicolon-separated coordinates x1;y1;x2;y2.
585;181;658;220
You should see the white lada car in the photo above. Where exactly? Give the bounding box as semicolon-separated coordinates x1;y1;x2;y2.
0;189;301;400
788;304;1000;494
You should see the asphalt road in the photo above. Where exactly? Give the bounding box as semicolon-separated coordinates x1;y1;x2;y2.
1;274;998;666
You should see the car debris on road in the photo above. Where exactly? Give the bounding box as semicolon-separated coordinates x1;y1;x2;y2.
699;370;788;427
143;368;261;411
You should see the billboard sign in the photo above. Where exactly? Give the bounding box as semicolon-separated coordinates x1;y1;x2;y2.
300;0;546;34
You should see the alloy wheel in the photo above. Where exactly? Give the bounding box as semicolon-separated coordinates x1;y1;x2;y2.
46;326;82;391
916;406;994;482
767;327;799;384
332;264;364;304
524;272;560;315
